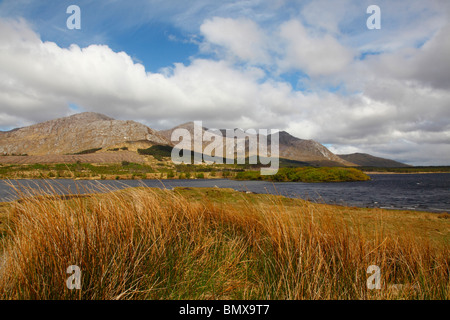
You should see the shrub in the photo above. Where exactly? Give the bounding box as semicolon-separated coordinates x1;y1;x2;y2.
235;167;370;182
74;148;102;155
137;145;173;161
167;171;175;179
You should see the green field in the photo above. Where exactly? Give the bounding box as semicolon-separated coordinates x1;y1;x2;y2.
360;166;450;173
0;162;157;179
235;167;371;182
0;161;370;182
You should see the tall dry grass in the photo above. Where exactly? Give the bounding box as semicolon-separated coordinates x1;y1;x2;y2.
0;184;448;299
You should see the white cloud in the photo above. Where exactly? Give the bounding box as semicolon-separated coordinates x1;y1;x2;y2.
277;19;355;77
0;18;298;130
366;22;450;90
300;0;355;35
199;17;356;78
1;2;450;166
200;17;270;64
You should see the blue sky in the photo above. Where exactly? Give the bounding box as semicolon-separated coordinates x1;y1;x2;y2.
0;0;449;165
0;0;424;80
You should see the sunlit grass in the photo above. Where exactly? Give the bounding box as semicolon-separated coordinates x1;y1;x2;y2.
0;184;448;300
235;167;371;182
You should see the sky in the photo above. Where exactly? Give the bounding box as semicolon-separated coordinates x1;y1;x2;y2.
0;0;449;165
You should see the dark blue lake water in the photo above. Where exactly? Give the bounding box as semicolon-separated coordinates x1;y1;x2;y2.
0;173;449;212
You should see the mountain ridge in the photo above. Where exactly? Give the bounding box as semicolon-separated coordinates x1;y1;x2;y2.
0;113;404;167
158;121;354;166
338;153;411;168
0;112;168;156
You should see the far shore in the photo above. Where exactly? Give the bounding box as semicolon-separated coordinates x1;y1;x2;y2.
1;171;448;181
365;171;450;175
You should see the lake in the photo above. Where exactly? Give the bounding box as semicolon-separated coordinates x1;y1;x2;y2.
0;173;449;213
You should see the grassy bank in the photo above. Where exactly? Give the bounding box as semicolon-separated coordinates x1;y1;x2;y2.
235;167;371;182
0;186;448;300
0;162;239;180
360;166;450;173
0;162;370;182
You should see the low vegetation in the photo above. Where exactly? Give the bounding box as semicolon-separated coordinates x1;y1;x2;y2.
0;162;156;179
107;147;128;151
72;148;103;155
137;145;173;160
360;166;450;173
235;167;371;182
0;185;447;300
0;160;371;183
0;153;28;157
0;162;241;180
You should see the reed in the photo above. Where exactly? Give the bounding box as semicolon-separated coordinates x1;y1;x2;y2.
0;184;448;299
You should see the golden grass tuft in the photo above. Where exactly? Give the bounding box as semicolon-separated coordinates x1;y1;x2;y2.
0;184;448;300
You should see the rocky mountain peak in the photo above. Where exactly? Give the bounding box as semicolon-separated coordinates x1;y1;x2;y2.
0;112;169;155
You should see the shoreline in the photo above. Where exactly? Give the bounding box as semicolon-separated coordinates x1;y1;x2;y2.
1;186;448;300
365;171;450;175
1;180;448;214
1;169;448;181
0;185;447;215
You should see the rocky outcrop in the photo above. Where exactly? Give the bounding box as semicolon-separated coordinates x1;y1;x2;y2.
159;122;355;166
0;112;169;155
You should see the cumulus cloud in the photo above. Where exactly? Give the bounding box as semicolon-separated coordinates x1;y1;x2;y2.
366;23;450;90
300;0;355;35
277;19;355;77
0;0;450;166
199;16;356;77
0;18;298;131
200;17;270;64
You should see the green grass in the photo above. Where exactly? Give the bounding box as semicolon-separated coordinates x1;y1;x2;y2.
360;166;450;173
0;162;157;179
137;145;173;160
7;161;450;182
0;163;371;182
72;148;102;155
235;167;371;182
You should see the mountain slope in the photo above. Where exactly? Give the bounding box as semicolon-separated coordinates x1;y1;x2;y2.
2;114;402;168
0;112;169;155
159;123;354;166
274;131;355;166
159;122;252;161
338;153;411;168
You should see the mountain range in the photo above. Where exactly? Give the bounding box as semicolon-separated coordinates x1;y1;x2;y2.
0;112;168;156
159;122;354;166
0;112;408;167
338;153;411;168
